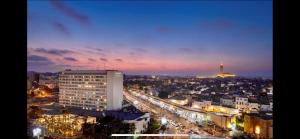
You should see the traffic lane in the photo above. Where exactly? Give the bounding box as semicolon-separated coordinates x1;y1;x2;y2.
124;92;213;137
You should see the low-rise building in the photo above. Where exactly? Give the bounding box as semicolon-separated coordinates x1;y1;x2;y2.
206;105;239;115
220;96;235;107
247;98;260;113
244;112;273;139
235;96;249;111
168;95;188;106
191;100;211;110
260;104;272;111
208;112;234;129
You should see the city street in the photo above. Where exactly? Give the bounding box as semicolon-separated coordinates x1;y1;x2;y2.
124;91;216;138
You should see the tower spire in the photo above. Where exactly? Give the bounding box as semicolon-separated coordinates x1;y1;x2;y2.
220;62;224;74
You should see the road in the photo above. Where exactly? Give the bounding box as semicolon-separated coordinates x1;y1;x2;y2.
124;91;215;138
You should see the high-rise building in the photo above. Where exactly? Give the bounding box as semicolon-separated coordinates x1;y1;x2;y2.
58;70;123;111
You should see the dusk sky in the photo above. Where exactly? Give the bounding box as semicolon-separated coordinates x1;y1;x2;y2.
28;1;272;77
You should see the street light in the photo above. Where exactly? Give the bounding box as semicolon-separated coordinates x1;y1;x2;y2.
33;127;42;139
161;117;167;125
255;125;260;139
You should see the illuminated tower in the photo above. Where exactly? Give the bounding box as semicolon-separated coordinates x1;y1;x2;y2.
220;63;224;74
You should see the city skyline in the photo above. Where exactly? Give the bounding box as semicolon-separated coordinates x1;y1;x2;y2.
28;1;272;77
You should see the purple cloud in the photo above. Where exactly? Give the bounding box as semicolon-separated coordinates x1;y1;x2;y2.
178;48;193;53
32;48;75;56
100;58;108;62
114;43;126;47
50;1;90;25
53;22;70;35
64;57;77;62
88;58;96;62
95;48;103;52
115;58;123;62
178;47;205;54
28;55;50;61
129;52;135;56
28;55;55;66
134;48;147;52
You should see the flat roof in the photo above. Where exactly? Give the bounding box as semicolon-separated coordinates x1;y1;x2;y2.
60;70;122;75
168;95;187;100
245;112;273;120
42;107;147;121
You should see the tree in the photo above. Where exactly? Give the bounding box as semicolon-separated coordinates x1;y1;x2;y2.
144;118;160;134
158;90;169;99
81;116;136;139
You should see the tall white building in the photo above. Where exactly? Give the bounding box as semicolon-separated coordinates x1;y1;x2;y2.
59;70;123;111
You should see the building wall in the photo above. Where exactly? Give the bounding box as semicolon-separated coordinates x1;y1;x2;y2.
244;115;273;139
106;71;123;110
59;70;123;111
235;97;248;110
27;79;32;90
170;99;188;106
260;104;271;111
192;101;211;110
208;113;233;129
124;113;150;134
248;103;260;112
220;98;234;107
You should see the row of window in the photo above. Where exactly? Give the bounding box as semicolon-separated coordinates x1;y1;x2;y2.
60;103;105;108
59;78;106;82
60;84;106;88
60;87;106;91
59;96;106;101
59;81;106;84
59;100;105;104
60;75;105;78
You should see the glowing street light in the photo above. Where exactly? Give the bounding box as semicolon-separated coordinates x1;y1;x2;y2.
160;117;167;125
133;100;139;105
255;125;260;138
33;127;42;138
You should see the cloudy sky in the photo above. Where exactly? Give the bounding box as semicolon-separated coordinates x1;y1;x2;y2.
28;1;272;77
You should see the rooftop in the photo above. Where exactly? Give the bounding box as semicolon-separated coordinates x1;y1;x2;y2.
61;70;120;75
42;106;147;121
245;112;273;120
168;95;187;100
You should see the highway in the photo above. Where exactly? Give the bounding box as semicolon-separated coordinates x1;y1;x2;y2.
124;91;219;138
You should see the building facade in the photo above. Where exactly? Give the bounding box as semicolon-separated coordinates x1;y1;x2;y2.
59;70;123;111
192;100;211;110
235;97;249;110
244;113;273;139
220;97;235;107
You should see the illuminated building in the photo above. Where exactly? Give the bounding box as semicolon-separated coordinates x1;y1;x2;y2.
216;63;236;78
59;70;123;111
39;76;58;89
220;96;235;107
34;113;96;138
191;100;211;110
168;95;188;105
235;96;249;111
244;112;273;139
208;112;235;129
